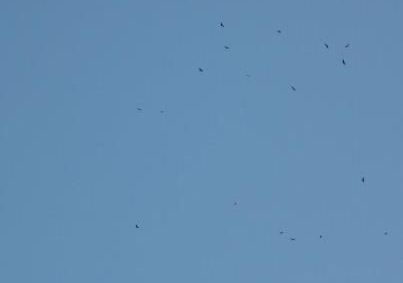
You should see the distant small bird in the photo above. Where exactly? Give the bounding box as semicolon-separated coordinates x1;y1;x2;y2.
220;22;224;27
137;107;143;111
160;110;165;114
233;201;238;206
290;85;296;91
224;45;230;50
361;177;365;183
384;231;388;236
245;74;251;78
198;67;204;72
345;43;350;48
342;59;346;65
277;29;282;34
319;235;323;239
135;224;140;229
289;237;296;241
280;231;284;235
324;42;329;49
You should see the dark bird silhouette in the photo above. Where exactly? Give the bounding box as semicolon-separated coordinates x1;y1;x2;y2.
277;29;282;34
384;231;388;236
361;177;365;183
160;110;165;114
220;22;224;27
319;235;323;239
280;231;284;235
290;85;296;91
342;59;346;65
198;67;204;72
135;224;140;229
345;43;350;48
137;107;143;111
324;42;329;49
245;74;251;78
233;201;238;206
224;45;230;50
289;237;296;241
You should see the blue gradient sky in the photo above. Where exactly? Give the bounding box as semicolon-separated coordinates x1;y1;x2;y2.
1;1;403;282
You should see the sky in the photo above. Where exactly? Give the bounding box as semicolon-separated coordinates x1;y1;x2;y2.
1;0;403;282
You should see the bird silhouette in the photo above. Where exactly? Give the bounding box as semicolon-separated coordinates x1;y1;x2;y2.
319;235;323;239
384;231;388;236
342;59;346;65
220;22;224;27
361;177;365;183
280;231;284;235
135;224;140;229
198;67;204;72
137;107;143;111
324;42;329;49
224;45;230;50
277;29;282;34
345;43;350;48
290;85;296;91
289;237;296;241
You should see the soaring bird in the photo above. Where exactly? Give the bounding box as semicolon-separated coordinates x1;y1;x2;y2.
198;67;204;72
319;235;323;239
345;43;350;48
324;42;329;49
220;22;224;27
224;45;230;50
277;29;282;34
384;231;388;236
289;237;296;241
280;231;284;235
137;107;143;111
342;59;346;65
290;85;296;91
135;224;140;229
361;177;365;183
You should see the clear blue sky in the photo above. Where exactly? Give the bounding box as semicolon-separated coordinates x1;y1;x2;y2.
1;1;403;282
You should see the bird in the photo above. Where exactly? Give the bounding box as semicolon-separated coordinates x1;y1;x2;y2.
290;85;296;91
277;29;282;34
361;177;365;183
233;201;238;206
135;224;140;229
319;235;323;239
279;231;285;235
160;110;165;114
324;42;329;49
245;74;251;78
345;43;350;48
342;59;346;65
384;231;388;236
137;107;143;111
289;237;296;241
224;45;230;50
220;22;224;27
198;67;204;72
